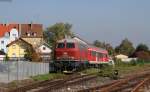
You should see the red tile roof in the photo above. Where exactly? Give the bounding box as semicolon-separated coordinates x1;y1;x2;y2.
0;23;43;38
0;24;19;37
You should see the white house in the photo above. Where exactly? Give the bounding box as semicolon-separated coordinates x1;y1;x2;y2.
36;43;52;61
0;28;19;53
0;32;9;53
115;54;137;62
115;54;128;60
9;28;19;42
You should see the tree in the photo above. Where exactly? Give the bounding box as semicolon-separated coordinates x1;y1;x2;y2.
132;51;150;60
44;22;74;47
135;44;149;52
93;40;102;48
24;45;33;61
31;51;41;62
93;40;106;48
43;22;74;59
115;38;135;56
4;54;9;61
105;43;114;55
130;43;150;60
93;40;114;55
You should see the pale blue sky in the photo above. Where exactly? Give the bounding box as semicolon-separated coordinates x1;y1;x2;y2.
0;0;150;47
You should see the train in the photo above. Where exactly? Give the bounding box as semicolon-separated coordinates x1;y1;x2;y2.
52;37;114;72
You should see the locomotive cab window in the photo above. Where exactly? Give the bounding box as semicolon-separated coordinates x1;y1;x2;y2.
66;43;75;48
57;43;65;48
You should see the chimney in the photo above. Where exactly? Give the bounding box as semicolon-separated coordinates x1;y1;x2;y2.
19;24;21;37
31;22;33;30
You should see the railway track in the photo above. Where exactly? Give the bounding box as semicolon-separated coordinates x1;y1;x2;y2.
7;68;150;92
131;77;150;92
8;73;97;92
78;71;150;92
32;74;97;92
8;73;80;92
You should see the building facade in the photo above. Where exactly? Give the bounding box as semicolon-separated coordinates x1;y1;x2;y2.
0;24;19;53
20;24;43;47
0;51;5;61
7;38;33;60
0;23;43;53
36;43;52;61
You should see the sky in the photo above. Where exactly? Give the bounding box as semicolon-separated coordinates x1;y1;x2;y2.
0;0;150;48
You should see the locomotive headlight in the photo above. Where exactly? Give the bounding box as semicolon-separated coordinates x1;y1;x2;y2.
63;52;67;55
57;57;60;59
71;57;74;59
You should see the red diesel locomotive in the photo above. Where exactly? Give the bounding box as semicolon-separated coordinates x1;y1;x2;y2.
54;37;112;71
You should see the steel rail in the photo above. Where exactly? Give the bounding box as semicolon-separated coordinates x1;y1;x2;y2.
9;73;81;92
131;76;150;92
34;75;97;92
78;71;150;92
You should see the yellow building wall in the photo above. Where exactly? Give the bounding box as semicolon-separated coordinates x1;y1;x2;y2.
7;43;26;58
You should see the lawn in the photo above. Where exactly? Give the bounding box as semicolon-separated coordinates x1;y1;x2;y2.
31;60;150;81
31;73;65;81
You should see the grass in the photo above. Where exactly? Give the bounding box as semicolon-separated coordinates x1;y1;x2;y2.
82;68;100;74
4;60;148;89
82;60;150;78
114;60;150;74
31;60;150;81
31;73;65;81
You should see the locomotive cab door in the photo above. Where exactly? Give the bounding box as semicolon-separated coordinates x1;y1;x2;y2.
96;52;98;62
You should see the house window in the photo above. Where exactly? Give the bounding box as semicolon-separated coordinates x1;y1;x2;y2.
43;47;46;50
32;32;37;36
27;33;30;36
12;34;16;37
26;32;28;35
34;32;37;36
1;49;4;52
1;41;4;44
26;32;30;36
12;53;16;57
